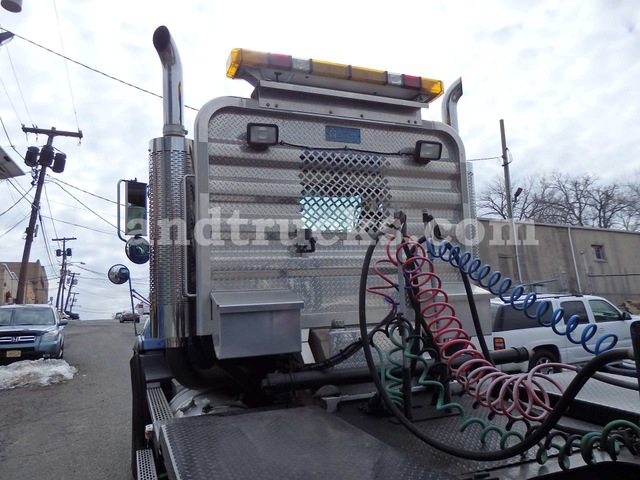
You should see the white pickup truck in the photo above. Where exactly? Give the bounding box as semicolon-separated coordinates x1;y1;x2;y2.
491;294;637;372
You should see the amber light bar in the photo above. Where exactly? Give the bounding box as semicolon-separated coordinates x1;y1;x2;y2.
226;48;444;104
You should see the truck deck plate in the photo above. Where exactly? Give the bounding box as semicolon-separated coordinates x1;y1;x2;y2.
159;406;455;479
543;371;640;424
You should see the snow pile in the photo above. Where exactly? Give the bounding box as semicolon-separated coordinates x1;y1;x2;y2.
0;359;77;390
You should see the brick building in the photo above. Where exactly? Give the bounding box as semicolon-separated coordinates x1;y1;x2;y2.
0;260;49;304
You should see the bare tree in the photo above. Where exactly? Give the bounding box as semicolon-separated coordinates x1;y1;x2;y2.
477;170;639;231
476;174;542;221
619;178;640;232
587;184;630;229
476;176;509;219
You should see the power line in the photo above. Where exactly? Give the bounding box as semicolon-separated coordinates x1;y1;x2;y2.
74;285;123;299
48;177;117;204
0;114;21;157
40;214;115;235
77;265;150;281
0;75;23;125
0;184;32;216
75;265;105;276
52;0;80;131
42;184;62;263
41;183;118;217
38;212;59;281
0;211;29;239
1;41;34;126
43;184;60;240
6;176;31;197
3;29;199;112
49;180;117;229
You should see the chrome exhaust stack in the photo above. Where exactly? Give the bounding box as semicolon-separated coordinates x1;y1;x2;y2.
152;26;187;138
149;26;194;348
441;77;463;133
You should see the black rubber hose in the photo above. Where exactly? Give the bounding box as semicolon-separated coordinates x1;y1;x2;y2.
585;370;639;391
297;311;396;372
631;320;640;392
460;268;494;364
165;346;232;390
598;364;639;380
264;348;528;392
359;233;633;460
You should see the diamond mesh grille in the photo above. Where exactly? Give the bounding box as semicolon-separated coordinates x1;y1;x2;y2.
299;150;391;233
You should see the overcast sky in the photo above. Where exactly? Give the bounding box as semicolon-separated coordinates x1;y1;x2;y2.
0;1;638;320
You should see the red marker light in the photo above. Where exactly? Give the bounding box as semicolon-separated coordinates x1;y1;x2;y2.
269;53;292;70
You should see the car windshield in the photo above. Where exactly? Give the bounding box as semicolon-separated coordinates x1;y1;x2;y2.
0;310;13;326
2;308;56;326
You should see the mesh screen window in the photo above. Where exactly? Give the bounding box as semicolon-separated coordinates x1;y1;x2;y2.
299;150;391;233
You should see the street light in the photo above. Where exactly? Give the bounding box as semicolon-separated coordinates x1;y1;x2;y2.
513;187;523;205
0;31;15;45
1;1;22;13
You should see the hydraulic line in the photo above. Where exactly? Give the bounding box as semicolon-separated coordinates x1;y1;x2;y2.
296;311;397;372
460;267;493;364
592;367;639;386
264;347;529;393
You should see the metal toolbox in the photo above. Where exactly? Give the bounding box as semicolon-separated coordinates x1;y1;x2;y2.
211;290;303;359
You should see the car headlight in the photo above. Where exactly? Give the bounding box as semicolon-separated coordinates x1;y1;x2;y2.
42;331;59;341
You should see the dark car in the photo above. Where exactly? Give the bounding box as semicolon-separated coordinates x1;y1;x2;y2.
120;312;140;323
0;304;68;363
64;310;80;320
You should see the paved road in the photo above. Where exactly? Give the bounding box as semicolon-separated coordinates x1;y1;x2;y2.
0;319;139;480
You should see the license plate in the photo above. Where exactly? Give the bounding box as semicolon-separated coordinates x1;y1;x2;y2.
6;350;21;358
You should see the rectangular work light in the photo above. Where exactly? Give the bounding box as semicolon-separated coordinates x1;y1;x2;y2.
414;141;443;164
247;123;279;149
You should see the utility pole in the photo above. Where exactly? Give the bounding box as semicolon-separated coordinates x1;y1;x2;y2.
53;236;77;310
16;126;82;304
68;292;78;313
500;119;522;284
64;272;79;311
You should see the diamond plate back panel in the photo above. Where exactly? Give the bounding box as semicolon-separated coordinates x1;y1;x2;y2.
204;107;468;328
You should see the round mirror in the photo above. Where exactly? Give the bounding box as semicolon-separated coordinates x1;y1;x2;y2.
108;264;130;285
125;236;150;265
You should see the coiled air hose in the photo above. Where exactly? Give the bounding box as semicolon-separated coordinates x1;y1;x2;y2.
425;241;621;356
358;229;634;461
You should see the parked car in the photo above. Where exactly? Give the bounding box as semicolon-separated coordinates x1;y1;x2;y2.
0;304;68;363
120;311;140;323
64;310;80;320
492;294;637;373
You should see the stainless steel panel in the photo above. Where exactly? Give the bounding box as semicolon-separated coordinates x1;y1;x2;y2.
194;100;470;333
149;136;194;344
211;290;303;313
211;290;303;359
